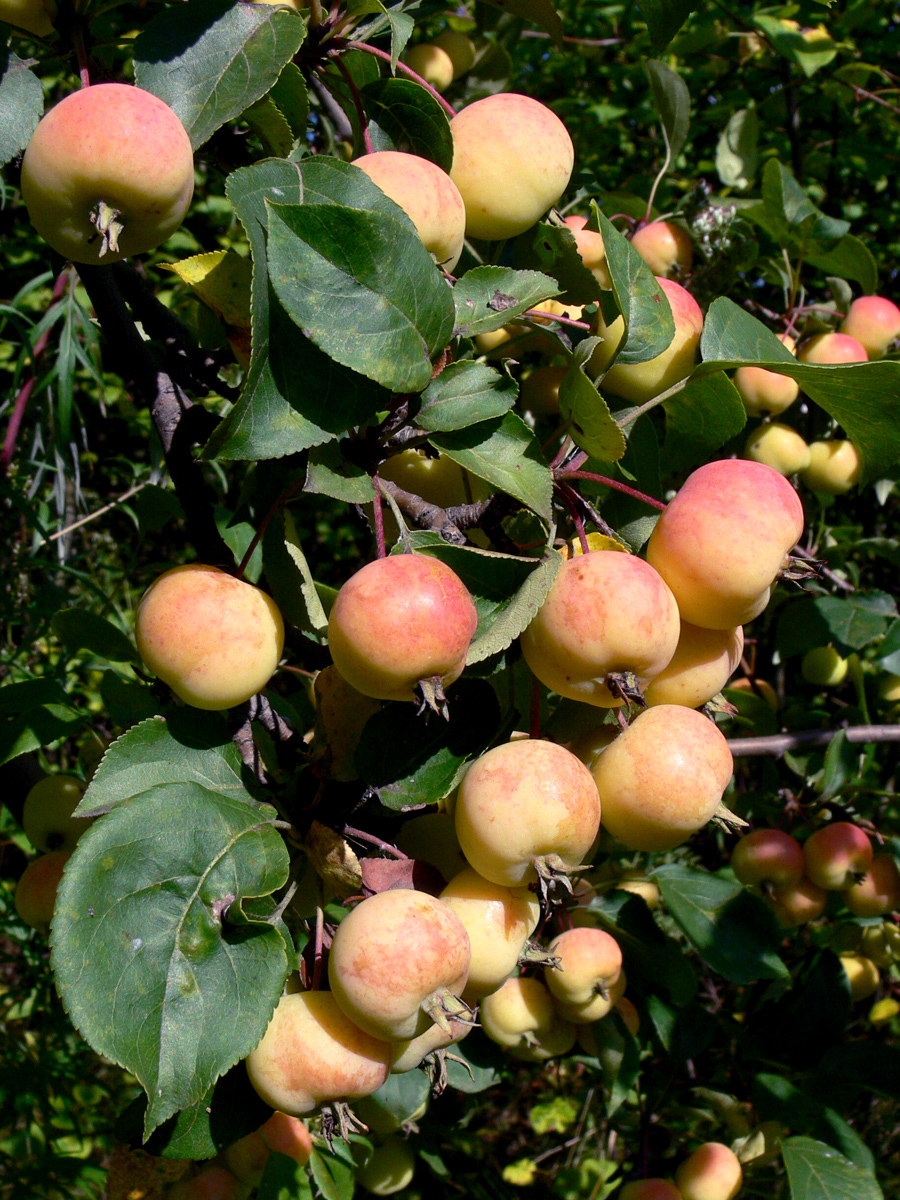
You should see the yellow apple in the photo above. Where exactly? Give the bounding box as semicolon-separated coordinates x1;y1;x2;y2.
800;439;861;494
403;44;454;93
743;422;811;475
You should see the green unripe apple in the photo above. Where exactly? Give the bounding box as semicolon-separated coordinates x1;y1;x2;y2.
433;29;476;78
357;1136;416;1195
743;422;811;475
22;774;89;852
403;43;454;92
800;439;861;494
801;645;848;686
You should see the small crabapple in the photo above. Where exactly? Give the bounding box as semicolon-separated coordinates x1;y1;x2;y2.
803;822;873;890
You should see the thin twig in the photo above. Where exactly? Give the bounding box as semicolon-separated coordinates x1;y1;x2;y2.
35;481;151;546
729;725;900;757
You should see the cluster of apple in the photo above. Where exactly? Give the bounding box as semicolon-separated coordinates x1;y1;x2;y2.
13;774;88;934
618;1141;743;1200
402;28;476;94
738;294;900;494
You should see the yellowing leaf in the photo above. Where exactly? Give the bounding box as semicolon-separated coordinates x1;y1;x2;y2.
503;1158;538;1186
305;819;363;899
561;532;629;559
161;251;253;367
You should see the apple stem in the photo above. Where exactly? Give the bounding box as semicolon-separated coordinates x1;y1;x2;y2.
332;54;373;154
348;41;458;121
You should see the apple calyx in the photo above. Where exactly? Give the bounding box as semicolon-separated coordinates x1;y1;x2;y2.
320;1100;369;1149
606;670;647;709
424;1047;473;1094
711;800;749;835
519;940;561;971
531;853;587;906
89;199;125;258
416;675;451;719
421;987;476;1035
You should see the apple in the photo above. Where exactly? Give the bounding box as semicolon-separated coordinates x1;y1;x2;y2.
766;877;827;928
803;822;873;890
222;1111;312;1187
14;850;71;934
135;563;285;710
479;976;576;1060
449;93;574;240
843;854;900;918
643;622;744;710
801;645;849;686
733;334;800;416
590;277;703;403
22;774;89;853
379;449;469;509
839;954;880;1002
352;151;467;271
743;422;811;475
675;1142;742;1200
645;458;805;629
328;554;477;705
615;870;661;910
544;926;623;1018
616;995;641;1036
21;83;194;265
726;676;779;711
390;1013;472;1073
520;549;681;707
165;1166;245;1200
879;673;900;703
564;214;611;288
0;0;55;35
731;829;805;892
357;1135;416;1195
630;220;693;278
797;331;868;364
403;43;454;92
800;439;861;494
619;1181;683;1200
245;991;393;1115
433;29;476;78
590;705;734;852
840;295;900;359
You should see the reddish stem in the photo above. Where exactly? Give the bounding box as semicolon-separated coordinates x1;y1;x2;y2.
558;483;590;554
372;474;387;558
236;479;304;580
343;826;408;859
527;308;592;331
556;469;666;511
347;41;457;120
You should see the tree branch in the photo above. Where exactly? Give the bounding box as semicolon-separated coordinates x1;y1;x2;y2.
728;725;900;757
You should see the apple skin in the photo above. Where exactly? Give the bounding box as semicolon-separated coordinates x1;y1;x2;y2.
357;1135;416;1196
21;83;194;266
449;93;574;240
480;976;576;1060
0;0;56;35
433;29;476;78
800;439;861;494
520;550;681;707
645;458;805;630
327;554;478;703
731;829;805;892
352;151;467;271
544;926;623;1014
564;215;611;288
797;331;868;364
744;422;811;476
14;850;71;934
840;954;880;1002
590;705;734;852
643;622;744;710
22;774;89;853
403;43;454;92
767;877;827;928
630;220;693;278
803;822;873;890
840;295;900;359
589;277;703;404
733;334;800;416
135;564;285;711
801;645;848;686
166;1166;245;1200
842;854;900;918
675;1142;743;1200
520;364;566;418
619;1181;683;1200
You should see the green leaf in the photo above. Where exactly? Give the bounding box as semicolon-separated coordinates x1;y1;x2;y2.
511;221;604;306
753;160;849;251
443;1034;503;1093
661;371;747;473
134;0;307;150
0;698;86;767
877;619;900;673
431;412;553;520
263;509;330;639
0;678;70;718
269;61;309;139
782;1137;883;1200
356;1070;430;1133
806;234;878;294
559;350;627;463
416;361;517;432
754;15;838;77
51;608;141;665
267;199;454;393
99;671;160;730
645;994;715;1061
530;1095;579;1135
0;47;43;168
655;865;790;984
776;592;896;659
817;1042;900;1101
744;951;850;1068
243;95;294;158
716;107;759;190
452;266;560;339
258;1152;315;1200
355;677;500;809
752;1075;874;1172
362;77;453;172
598;211;675;366
645;59;690;163
638;0;701;51
476;0;563;47
309;1139;357;1200
52;786;290;1137
588;891;697;1007
76;714;248;818
305;443;372;504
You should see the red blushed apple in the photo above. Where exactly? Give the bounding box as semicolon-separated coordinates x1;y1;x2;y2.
590;277;703;403
675;1142;743;1200
731;828;805;892
14;850;71;934
840;295;900;359
351;151;467;271
766;876;827;928
645;458;805;630
843;854;900;918
449;93;574;240
21;83;194;265
733;333;800;416
630;220;693;278
619;1181;683;1200
643;622;744;710
564;214;610;288
803;821;873;890
797;331;868;364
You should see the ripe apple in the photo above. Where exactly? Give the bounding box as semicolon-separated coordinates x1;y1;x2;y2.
449;93;574;240
245;991;392;1115
520;549;681;707
843;854;900;918
352;151;467;271
544;927;623;1017
390;1013;472;1073
14;850;71;934
327;554;477;704
563;214;611;288
357;1135;416;1195
589;277;703;403
766;876;827;928
630;220;693;278
0;0;55;35
645;458;805;629
800;439;861;494
222;1114;313;1188
21;83;194;265
643;622;744;710
803;822;873;890
328;889;470;1041
615;870;661;910
590;705;734;852
675;1142;743;1200
733;333;800;416
403;43;454;92
801;645;848;686
619;1180;683;1200
480;976;576;1060
731;829;805;892
135;563;285;710
839;953;880;1002
454;737;601;887
797;331;868;364
840;295;900;359
743;422;811;475
22;774;89;852
166;1165;245;1200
